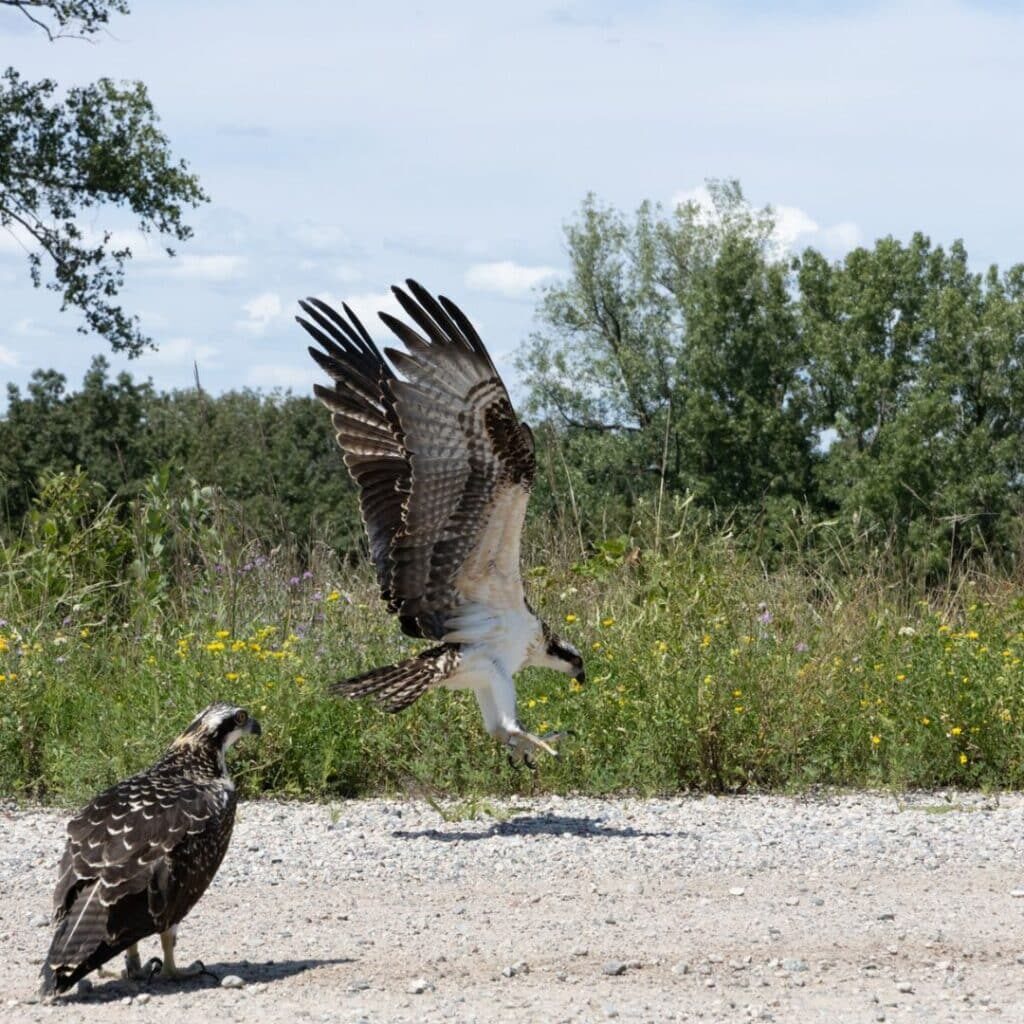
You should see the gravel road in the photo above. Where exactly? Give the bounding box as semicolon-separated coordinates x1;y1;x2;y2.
3;792;1024;1023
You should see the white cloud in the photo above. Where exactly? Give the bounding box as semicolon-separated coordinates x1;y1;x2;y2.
142;337;219;366
672;185;861;257
464;261;563;297
772;205;820;250
0;344;19;368
158;254;246;281
236;291;283;334
245;363;312;392
12;318;52;338
822;221;863;251
313;289;404;337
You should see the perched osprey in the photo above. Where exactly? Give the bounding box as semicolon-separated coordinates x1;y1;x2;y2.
298;280;585;765
40;703;261;996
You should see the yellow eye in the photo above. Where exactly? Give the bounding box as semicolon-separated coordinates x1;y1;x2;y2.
234;709;248;725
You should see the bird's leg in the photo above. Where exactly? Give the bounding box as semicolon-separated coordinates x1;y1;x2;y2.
123;944;156;981
505;727;563;767
149;928;215;981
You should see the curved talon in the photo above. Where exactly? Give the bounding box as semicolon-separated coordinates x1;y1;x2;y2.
143;957;163;983
196;960;220;982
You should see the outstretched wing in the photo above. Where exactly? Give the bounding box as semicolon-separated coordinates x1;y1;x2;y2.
297;299;408;609
302;280;535;641
43;770;230;993
382;281;536;639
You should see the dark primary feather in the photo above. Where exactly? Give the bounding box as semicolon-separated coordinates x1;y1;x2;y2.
300;280;536;641
297;298;409;609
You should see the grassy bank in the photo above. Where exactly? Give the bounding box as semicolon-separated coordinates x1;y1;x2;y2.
1;474;1023;803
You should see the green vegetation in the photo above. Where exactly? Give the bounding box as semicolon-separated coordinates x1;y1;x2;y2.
2;181;1023;801
1;473;1022;804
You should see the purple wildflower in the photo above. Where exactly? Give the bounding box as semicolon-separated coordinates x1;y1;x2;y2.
794;641;809;653
302;570;314;580
758;610;773;625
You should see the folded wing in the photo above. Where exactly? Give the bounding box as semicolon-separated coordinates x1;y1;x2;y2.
43;771;228;992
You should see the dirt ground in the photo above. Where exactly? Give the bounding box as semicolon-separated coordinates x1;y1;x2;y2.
3;794;1024;1023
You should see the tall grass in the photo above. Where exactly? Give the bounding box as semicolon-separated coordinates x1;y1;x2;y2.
1;471;1022;803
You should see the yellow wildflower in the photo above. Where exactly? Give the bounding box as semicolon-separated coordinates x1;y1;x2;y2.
950;726;962;736
215;629;230;639
732;689;742;698
231;640;246;652
0;636;8;653
80;628;90;639
870;735;881;746
592;641;602;651
326;590;341;603
938;624;951;634
656;640;668;653
921;717;930;726
965;630;979;641
601;616;615;628
294;675;306;685
564;613;577;624
701;634;711;648
205;641;225;653
225;672;239;682
896;674;906;682
734;705;744;714
959;753;968;766
999;709;1013;723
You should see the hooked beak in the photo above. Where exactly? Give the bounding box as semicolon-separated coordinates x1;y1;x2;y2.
573;670;586;685
246;717;262;737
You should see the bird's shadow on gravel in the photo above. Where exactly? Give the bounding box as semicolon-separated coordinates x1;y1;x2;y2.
393;812;674;842
59;957;353;1004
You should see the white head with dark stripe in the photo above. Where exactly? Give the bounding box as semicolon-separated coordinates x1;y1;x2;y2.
529;621;586;683
171;702;261;773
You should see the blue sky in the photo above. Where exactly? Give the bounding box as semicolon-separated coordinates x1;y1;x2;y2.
2;0;1023;404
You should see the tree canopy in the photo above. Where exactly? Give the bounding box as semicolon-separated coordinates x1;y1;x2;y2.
0;0;207;355
520;183;1024;572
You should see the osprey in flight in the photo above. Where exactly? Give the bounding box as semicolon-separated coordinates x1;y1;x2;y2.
40;703;261;996
298;280;584;765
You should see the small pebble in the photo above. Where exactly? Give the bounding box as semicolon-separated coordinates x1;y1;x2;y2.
602;961;627;976
408;978;431;994
221;975;245;989
729;887;746;897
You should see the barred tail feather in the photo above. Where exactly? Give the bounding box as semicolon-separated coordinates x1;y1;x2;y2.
330;645;460;713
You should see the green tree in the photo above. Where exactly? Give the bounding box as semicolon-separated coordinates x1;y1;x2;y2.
519;182;813;536
0;1;207;355
799;235;1024;571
